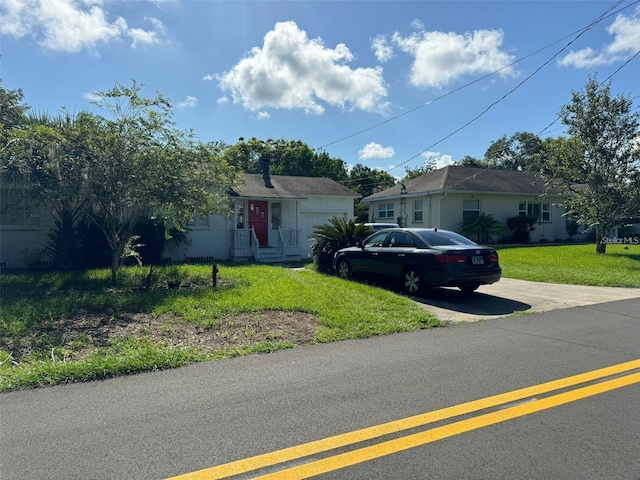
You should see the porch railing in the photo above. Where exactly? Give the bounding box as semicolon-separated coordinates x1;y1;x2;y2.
230;228;251;248
250;227;259;259
229;227;301;261
279;228;299;248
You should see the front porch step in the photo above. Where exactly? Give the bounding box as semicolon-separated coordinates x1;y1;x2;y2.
256;248;284;263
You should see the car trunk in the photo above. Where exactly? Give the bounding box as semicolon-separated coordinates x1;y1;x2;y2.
433;246;501;285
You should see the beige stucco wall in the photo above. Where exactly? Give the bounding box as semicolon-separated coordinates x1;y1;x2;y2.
368;192;570;243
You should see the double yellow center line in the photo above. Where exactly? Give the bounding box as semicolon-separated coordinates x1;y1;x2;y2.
169;358;640;479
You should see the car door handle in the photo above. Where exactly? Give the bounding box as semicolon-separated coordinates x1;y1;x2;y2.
372;253;379;256
398;253;405;257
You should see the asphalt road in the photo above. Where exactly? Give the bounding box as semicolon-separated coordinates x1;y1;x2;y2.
1;292;639;479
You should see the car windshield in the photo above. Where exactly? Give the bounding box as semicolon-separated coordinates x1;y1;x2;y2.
416;230;477;246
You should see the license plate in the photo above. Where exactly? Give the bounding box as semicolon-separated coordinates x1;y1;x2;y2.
471;256;484;265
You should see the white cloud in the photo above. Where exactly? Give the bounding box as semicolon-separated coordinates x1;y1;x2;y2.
202;74;215;82
218;21;389;114
371;34;393;62
359;142;395;160
422;151;454;169
129;27;157;49
391;27;517;88
129;16;166;48
217;96;229;105
0;0;165;53
256;111;270;120
176;96;198;108
411;19;424;31
559;6;640;68
82;91;101;102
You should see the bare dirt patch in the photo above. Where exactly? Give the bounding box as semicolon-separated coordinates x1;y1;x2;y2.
11;310;319;360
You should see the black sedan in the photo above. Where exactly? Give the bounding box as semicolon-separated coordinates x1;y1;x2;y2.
333;228;501;295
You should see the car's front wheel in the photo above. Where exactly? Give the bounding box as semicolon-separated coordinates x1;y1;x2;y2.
402;267;423;295
336;258;352;280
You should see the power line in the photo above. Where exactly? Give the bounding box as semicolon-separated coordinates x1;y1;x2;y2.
383;0;626;174
339;0;637;185
538;50;640;137
316;0;639;153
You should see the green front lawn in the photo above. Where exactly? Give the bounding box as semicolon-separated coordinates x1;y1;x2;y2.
2;244;638;391
498;243;640;288
0;264;439;391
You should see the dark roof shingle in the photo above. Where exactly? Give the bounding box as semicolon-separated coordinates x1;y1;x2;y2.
363;166;558;201
229;174;360;199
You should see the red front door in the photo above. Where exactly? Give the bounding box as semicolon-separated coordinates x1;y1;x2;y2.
249;201;268;246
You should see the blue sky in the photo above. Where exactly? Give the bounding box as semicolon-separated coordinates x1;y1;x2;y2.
1;0;639;178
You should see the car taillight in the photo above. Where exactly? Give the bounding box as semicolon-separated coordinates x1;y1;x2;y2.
436;254;467;264
488;252;498;262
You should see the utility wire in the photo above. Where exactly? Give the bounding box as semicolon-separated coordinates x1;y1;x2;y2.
317;0;638;152
380;0;625;174
466;54;640;162
339;0;636;185
538;49;640;137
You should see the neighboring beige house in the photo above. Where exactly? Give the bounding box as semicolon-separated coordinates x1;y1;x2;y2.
362;165;571;243
0;174;360;269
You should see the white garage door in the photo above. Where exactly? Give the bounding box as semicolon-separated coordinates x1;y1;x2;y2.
300;212;347;257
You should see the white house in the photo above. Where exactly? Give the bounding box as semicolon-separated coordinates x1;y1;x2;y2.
362;165;571;243
0;174;360;269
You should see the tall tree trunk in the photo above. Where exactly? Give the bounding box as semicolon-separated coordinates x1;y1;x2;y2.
110;251;120;283
595;226;608;254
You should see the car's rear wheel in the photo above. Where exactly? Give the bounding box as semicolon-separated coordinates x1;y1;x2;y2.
459;284;480;294
402;267;423;295
336;258;352;280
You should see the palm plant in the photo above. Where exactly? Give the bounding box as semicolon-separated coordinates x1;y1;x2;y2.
458;213;508;244
309;217;373;272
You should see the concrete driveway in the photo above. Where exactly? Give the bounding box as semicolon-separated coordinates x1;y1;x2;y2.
413;278;640;323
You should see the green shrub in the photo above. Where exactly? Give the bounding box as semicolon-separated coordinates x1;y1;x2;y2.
506;215;538;243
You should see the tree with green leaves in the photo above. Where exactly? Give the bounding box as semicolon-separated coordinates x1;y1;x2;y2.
346;164;396;222
3;81;241;279
223;137;348;181
83;81;241;279
544;76;640;253
484;131;544;171
0;82;29;132
311;148;348;182
1;84;92;269
458;155;486;168
403;158;436;180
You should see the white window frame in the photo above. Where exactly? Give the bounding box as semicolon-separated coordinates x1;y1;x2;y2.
378;202;394;219
189;213;210;228
519;201;550;223
413;199;423;223
0;189;40;227
462;199;480;222
271;202;281;230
